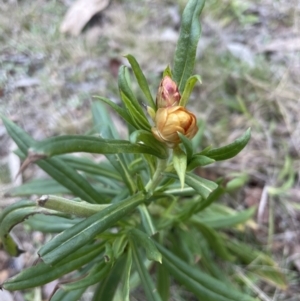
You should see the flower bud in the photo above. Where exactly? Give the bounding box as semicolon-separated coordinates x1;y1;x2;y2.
156;76;181;108
151;106;198;148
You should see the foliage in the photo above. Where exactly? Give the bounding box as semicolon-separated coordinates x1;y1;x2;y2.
0;0;286;300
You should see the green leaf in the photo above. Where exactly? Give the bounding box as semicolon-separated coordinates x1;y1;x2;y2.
129;130;168;160
51;287;87;301
125;54;156;109
25;215;77;233
192;206;256;229
173;146;187;189
226;239;287;290
156;263;170;301
93;97;135;128
131;239;163;301
98;125;137;194
178;132;193;162
138;204;157;236
1;115;101;204
129;229;162;263
120;91;151;131
0;199;35;223
122;249;133;301
191;222;234;261
173;0;205;92
162;65;172;78
38;157;101;204
92;99;120;138
202;128;251;161
39;192;145;265
157;243;257;301
90;257;126;301
192;118;205;152
162;256;232;301
185;173;218;199
225;174;249;192
36;194;109;218
0;234;23;257
61;155;122;181
3;243;104;290
118;66;150;130
179;75;201;107
61;262;109;291
187;155;215;171
112;235;128;259
6;178;71;196
0;200;61;256
29;135;167;159
194;185;225;213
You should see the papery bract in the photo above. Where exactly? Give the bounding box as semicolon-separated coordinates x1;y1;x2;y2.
151;106;198;148
156;76;181;108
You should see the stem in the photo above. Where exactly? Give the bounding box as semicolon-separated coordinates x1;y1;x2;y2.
37;195;109;217
145;158;168;196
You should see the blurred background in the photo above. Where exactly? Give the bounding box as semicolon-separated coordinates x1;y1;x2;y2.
0;0;299;300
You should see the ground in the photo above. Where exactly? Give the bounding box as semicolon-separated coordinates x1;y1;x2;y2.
0;0;299;300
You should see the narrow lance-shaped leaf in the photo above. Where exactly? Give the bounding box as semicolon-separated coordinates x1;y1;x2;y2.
129;229;162;263
157;263;170;301
179;75;201;107
28;135;168;159
178;132;193;162
122;249;133;301
51;287;86;301
120;91;151;131
192;206;256;229
61;262;110;291
173;0;205;92
187;155;215;171
173;146;187;189
185;173;218;199
0;200;62;256
156;243;257;301
138;204;157;236
93;97;136;128
191;221;235;261
99;126;137;195
118;66;150;127
94;257;127;301
1;115;101;204
39;192;145;265
201;128;251;161
125;54;156;110
36;195;109;218
165;172;217;199
131;239;163;301
226;239;287;290
7;178;71;197
130;130;167;160
61;155;122;181
2;243;104;290
194;185;225;213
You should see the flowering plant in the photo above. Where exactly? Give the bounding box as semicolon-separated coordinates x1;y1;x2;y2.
0;0;286;300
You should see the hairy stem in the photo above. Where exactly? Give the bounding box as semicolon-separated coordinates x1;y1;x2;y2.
37;195;109;217
145;158;168;197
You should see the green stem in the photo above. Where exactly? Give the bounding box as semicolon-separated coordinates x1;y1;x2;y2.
145;158;168;197
37;195;109;217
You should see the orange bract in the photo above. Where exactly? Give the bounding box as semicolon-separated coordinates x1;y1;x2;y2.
151;106;198;148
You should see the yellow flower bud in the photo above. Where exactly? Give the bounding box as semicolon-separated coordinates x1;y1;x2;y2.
156;76;181;108
151;106;198;148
